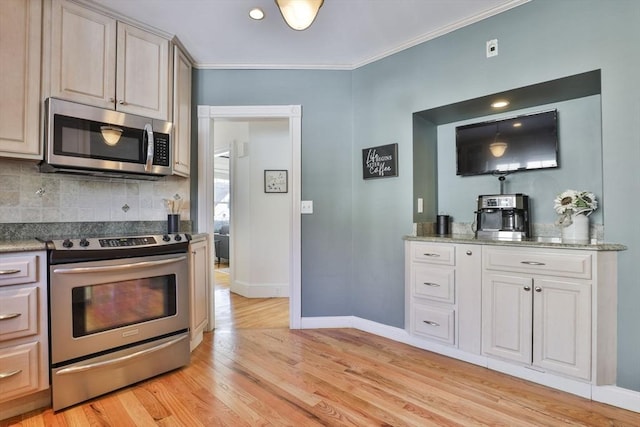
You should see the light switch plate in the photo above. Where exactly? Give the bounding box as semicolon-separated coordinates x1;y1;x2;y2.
301;200;313;214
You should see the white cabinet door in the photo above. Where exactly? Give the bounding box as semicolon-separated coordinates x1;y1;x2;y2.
50;0;117;108
189;239;209;350
116;22;170;120
172;46;191;177
456;244;482;354
0;0;42;159
533;278;591;380
482;273;533;364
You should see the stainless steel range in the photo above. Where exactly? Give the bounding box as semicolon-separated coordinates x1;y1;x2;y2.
46;233;191;411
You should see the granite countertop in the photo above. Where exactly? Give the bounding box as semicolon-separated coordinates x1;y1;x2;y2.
0;239;48;254
405;234;627;251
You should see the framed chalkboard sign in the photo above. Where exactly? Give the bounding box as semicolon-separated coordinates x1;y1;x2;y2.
362;143;398;179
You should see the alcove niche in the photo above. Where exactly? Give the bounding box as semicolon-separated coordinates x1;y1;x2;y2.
412;69;602;225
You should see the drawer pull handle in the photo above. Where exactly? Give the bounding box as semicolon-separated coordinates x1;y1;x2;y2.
423;282;440;287
423;253;441;257
0;313;21;321
0;269;20;275
0;369;22;380
423;320;440;327
520;261;546;266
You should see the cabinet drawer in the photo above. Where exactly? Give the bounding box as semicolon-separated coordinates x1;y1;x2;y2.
484;248;592;279
0;342;40;402
413;304;455;344
411;243;455;265
0;255;38;286
412;265;455;304
0;286;39;342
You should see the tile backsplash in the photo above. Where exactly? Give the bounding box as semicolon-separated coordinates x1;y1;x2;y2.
0;158;190;223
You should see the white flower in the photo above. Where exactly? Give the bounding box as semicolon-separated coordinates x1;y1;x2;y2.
554;189;598;227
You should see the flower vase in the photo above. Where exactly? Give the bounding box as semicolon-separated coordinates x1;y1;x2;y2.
561;213;589;244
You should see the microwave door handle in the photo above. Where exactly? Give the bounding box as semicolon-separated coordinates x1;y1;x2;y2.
144;123;154;172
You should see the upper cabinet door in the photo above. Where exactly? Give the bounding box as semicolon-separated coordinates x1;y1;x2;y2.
116;23;170;120
50;0;117;109
172;45;192;177
0;0;42;159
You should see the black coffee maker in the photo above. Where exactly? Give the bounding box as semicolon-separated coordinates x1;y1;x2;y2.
475;193;531;240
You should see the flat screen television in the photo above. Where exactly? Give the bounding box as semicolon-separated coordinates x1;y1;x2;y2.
456;110;558;176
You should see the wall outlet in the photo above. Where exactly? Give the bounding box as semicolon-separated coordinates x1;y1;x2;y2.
417;198;424;213
486;39;498;58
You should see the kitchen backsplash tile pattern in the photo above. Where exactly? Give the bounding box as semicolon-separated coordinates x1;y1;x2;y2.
0;158;190;223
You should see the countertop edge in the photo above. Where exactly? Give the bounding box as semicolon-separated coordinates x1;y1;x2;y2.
404;234;627;251
0;240;48;254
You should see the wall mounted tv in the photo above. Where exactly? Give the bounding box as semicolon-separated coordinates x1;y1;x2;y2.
456;110;558;176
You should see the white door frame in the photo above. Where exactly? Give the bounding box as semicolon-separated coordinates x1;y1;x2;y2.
197;105;302;329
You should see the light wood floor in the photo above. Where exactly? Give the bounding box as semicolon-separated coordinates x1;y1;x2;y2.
2;264;638;426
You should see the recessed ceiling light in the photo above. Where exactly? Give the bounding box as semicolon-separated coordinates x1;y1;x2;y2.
512;122;522;128
249;8;264;20
491;100;510;108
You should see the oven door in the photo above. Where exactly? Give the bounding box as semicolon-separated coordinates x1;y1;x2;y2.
49;252;189;365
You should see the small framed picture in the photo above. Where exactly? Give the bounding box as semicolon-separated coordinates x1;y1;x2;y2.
264;170;288;193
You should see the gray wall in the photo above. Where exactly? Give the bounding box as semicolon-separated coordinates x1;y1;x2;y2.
194;0;640;392
193;70;354;316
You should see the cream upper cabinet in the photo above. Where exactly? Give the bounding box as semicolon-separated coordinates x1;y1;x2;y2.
172;45;192;177
49;0;170;121
0;0;42;159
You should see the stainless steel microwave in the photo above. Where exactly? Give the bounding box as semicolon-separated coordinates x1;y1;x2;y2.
41;98;173;179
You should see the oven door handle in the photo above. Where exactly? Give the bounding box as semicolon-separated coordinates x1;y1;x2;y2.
54;334;187;376
52;256;187;274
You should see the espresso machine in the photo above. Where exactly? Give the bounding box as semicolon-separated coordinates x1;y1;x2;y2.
476;193;531;240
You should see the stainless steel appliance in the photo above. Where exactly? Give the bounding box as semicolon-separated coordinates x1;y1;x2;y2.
47;234;191;411
475;193;531;240
42;98;173;179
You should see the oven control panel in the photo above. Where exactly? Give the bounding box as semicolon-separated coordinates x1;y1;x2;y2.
99;236;157;247
48;234;190;251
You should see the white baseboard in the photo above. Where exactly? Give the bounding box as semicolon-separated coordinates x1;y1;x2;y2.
592;385;640;413
231;280;289;298
300;315;639;414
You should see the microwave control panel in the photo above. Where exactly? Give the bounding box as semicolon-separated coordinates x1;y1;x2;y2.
153;134;170;166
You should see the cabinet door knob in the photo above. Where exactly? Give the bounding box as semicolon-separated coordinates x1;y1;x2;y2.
466;250;472;255
423;320;440;327
524;285;531;291
118;100;126;105
535;286;542;292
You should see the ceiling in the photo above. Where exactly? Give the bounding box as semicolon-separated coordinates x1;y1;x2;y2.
86;0;528;70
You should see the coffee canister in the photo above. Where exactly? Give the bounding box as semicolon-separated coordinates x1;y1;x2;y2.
436;214;450;235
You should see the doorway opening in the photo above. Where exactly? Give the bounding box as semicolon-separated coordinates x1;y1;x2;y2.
197;105;302;331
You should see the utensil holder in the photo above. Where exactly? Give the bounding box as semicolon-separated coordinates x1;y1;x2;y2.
167;214;180;234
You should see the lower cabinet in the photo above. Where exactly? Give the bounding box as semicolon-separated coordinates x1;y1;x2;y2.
0;251;49;419
482;272;591;380
406;239;619;389
189;237;210;351
406;241;482;352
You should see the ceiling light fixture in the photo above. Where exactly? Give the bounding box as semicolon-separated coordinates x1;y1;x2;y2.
100;125;123;146
275;0;323;31
249;8;265;20
491;100;510;109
